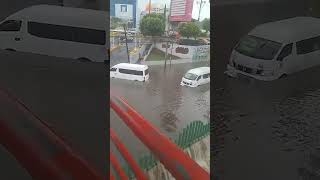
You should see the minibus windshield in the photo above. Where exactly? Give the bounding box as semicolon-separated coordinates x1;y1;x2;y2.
184;73;198;80
235;35;282;60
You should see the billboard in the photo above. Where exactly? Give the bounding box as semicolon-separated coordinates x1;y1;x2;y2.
115;4;133;20
169;0;194;22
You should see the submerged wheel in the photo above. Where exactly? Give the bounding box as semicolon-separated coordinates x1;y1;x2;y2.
78;58;92;62
280;74;287;79
5;48;16;52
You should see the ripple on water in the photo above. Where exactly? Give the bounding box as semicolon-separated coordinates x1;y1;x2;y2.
273;89;320;153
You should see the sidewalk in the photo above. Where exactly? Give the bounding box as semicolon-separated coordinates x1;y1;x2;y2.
140;58;209;66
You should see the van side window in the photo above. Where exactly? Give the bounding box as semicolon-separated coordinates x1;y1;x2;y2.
0;20;22;31
296;36;320;55
28;22;106;45
203;73;210;79
119;69;143;76
110;68;117;72
196;76;202;81
277;43;293;61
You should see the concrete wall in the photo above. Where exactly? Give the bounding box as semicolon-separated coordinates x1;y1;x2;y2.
155;43;210;59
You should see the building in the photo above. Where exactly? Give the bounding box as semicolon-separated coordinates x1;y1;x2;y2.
110;0;137;28
169;0;194;22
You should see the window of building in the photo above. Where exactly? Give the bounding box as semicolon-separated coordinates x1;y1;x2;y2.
121;5;127;12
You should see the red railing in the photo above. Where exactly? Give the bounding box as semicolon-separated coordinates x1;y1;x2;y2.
110;93;210;180
0;88;105;180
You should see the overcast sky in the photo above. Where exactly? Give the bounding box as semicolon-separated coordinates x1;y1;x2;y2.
138;0;210;21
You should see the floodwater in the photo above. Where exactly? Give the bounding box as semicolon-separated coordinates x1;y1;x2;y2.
110;61;210;171
213;64;320;180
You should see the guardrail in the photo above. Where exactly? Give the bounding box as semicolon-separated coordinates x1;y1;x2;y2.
123;121;210;177
110;93;210;179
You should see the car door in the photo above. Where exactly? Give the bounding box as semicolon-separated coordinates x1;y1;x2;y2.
203;73;210;84
0;19;23;50
276;43;295;74
110;67;117;78
196;75;203;86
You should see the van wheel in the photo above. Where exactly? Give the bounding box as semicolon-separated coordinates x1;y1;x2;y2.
280;74;287;79
78;58;92;62
5;48;16;52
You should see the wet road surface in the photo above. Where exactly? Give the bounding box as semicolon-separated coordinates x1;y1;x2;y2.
110;61;210;168
213;62;320;180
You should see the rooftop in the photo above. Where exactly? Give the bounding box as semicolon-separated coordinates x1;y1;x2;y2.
249;17;320;43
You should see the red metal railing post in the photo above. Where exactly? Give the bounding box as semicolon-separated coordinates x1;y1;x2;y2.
110;128;149;180
110;152;129;180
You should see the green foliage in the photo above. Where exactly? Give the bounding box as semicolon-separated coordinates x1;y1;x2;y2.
122;120;210;177
139;13;165;37
178;22;201;39
202;18;210;32
110;17;124;29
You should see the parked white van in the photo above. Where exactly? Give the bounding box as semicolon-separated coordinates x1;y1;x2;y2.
181;67;210;87
226;17;320;81
110;63;149;82
0;5;108;63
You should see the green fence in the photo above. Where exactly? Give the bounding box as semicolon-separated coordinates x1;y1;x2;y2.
121;121;210;179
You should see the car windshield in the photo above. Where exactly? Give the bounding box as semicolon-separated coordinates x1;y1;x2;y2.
184;73;198;80
235;35;282;60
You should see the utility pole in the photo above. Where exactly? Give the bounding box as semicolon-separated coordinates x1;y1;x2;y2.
123;24;130;63
170;40;173;66
164;4;168;68
149;0;151;14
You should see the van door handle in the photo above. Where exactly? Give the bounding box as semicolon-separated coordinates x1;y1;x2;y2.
15;37;21;41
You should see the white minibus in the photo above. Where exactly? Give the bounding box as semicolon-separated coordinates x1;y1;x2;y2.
0;5;108;63
226;17;320;81
110;63;149;82
181;67;210;87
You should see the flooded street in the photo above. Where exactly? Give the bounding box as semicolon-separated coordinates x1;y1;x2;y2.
110;61;210;165
213;64;320;180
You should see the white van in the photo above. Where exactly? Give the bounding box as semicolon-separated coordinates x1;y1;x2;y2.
0;5;108;63
226;17;320;81
110;63;149;82
181;67;210;87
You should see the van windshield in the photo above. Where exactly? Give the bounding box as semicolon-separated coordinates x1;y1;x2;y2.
235;35;282;60
184;73;198;80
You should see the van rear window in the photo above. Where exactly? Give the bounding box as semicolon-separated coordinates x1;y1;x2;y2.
119;68;143;76
28;22;106;45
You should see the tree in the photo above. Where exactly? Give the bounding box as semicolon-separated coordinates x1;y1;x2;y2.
178;22;201;40
202;18;210;33
139;13;165;37
111;17;123;29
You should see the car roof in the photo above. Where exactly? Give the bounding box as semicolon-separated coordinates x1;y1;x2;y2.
113;63;148;70
187;67;210;75
7;5;108;30
249;17;320;44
